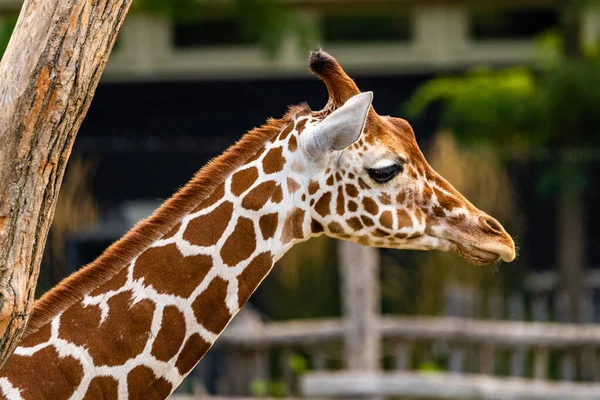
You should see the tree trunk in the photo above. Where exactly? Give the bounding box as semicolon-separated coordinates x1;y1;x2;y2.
0;0;132;369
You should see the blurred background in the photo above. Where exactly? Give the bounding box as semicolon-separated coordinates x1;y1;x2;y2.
1;0;600;398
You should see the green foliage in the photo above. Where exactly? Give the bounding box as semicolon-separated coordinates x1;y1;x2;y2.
250;379;288;397
405;67;540;149
288;352;308;374
406;60;600;149
0;14;18;59
417;361;442;374
132;0;312;57
538;60;600;147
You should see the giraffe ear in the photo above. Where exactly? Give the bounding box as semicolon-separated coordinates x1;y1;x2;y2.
304;91;373;160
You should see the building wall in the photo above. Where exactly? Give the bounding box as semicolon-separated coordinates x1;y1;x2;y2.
2;0;598;80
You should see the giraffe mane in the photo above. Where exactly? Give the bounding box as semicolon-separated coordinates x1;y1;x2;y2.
25;103;311;337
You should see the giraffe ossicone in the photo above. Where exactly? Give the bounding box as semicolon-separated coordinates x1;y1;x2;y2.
0;50;515;400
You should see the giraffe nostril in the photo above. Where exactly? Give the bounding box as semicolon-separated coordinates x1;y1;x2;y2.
480;215;504;234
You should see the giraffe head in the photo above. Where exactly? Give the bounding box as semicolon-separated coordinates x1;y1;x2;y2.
297;50;515;265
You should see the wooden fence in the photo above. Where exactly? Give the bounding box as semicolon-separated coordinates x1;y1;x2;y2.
176;243;600;398
220;317;600;390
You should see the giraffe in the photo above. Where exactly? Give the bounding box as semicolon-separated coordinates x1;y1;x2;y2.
0;50;515;399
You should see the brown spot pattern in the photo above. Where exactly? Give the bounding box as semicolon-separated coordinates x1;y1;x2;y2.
259;213;278;240
336;186;346;215
59;291;155;367
230;168;259;196
374;228;390;238
358;178;370;189
347;217;363;231
345;184;359;198
262;147;286;174
311;220;324;234
272;184;283;203
308;181;320;195
348;201;358;212
363;197;379;215
328;222;344;234
279;123;294;140
396;191;406;204
152;306;186;362
242;181;281;211
220;217;256;266
176;334;211;376
287;178;300;194
397;209;413;228
184;201;233;247
434;187;462;210
379;193;392;205
134;244;212;297
281;208;305;244
89;266;128;297
296;119;307;133
288;135;298;152
361;215;375;227
19;321;51;348
432;206;445;218
314;192;332;217
84;377;118;400
2;347;83;400
162;221;181;240
237;252;273;307
326;175;334;186
127;365;172;400
192;183;225;213
192;277;230;334
379;211;393;230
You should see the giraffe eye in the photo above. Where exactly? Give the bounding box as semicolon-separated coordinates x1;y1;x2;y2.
367;164;403;183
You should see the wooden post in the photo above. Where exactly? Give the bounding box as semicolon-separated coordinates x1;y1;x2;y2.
0;0;132;369
508;294;526;377
338;241;381;371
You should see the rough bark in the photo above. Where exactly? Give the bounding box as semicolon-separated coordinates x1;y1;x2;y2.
0;0;132;369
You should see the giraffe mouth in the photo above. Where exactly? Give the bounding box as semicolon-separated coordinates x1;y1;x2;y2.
387;234;507;266
455;244;501;266
420;227;515;266
412;235;504;266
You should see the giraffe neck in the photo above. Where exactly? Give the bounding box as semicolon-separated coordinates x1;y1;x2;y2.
0;114;314;400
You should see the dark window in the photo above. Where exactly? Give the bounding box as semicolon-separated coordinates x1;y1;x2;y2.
470;8;559;40
323;14;412;44
173;17;257;48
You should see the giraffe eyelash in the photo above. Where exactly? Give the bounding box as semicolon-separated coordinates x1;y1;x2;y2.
367;164;403;184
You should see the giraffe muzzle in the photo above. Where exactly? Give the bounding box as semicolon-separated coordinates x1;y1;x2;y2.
461;214;516;265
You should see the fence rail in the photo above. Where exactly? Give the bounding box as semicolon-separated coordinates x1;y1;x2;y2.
218;314;600;394
300;371;600;400
221;316;600;348
186;259;600;397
